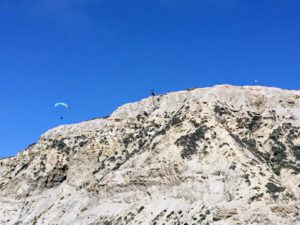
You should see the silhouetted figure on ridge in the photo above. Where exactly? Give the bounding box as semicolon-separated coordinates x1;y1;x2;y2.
151;89;156;97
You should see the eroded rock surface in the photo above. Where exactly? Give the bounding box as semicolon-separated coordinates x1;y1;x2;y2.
1;85;300;225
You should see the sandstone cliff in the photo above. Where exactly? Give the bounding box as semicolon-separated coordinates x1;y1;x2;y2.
0;85;300;225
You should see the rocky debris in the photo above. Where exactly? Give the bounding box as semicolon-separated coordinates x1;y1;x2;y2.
213;208;238;221
1;85;300;225
271;205;300;218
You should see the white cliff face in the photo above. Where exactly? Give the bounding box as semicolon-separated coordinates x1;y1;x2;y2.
1;85;300;225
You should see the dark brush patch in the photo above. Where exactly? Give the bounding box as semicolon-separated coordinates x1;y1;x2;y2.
48;138;74;155
270;143;287;175
249;193;264;203
123;134;135;148
166;211;175;219
79;141;88;147
269;127;282;141
169;115;183;128
229;163;236;170
240;137;269;163
284;163;300;174
241;174;251;186
190;119;200;128
286;126;300;161
214;105;230;116
38;165;69;189
51;139;67;151
175;125;208;159
237;114;262;132
248;115;263;132
266;182;285;196
137;206;145;214
268;127;289;175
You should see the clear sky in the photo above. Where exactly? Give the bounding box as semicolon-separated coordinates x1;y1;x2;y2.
0;0;300;158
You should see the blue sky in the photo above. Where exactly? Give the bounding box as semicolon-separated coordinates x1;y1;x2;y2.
0;0;300;158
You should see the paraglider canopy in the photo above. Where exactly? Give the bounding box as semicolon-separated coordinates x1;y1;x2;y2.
54;102;69;109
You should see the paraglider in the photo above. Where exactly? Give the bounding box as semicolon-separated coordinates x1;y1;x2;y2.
54;102;69;120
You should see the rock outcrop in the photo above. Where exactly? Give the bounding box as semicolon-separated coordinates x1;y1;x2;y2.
1;85;300;225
